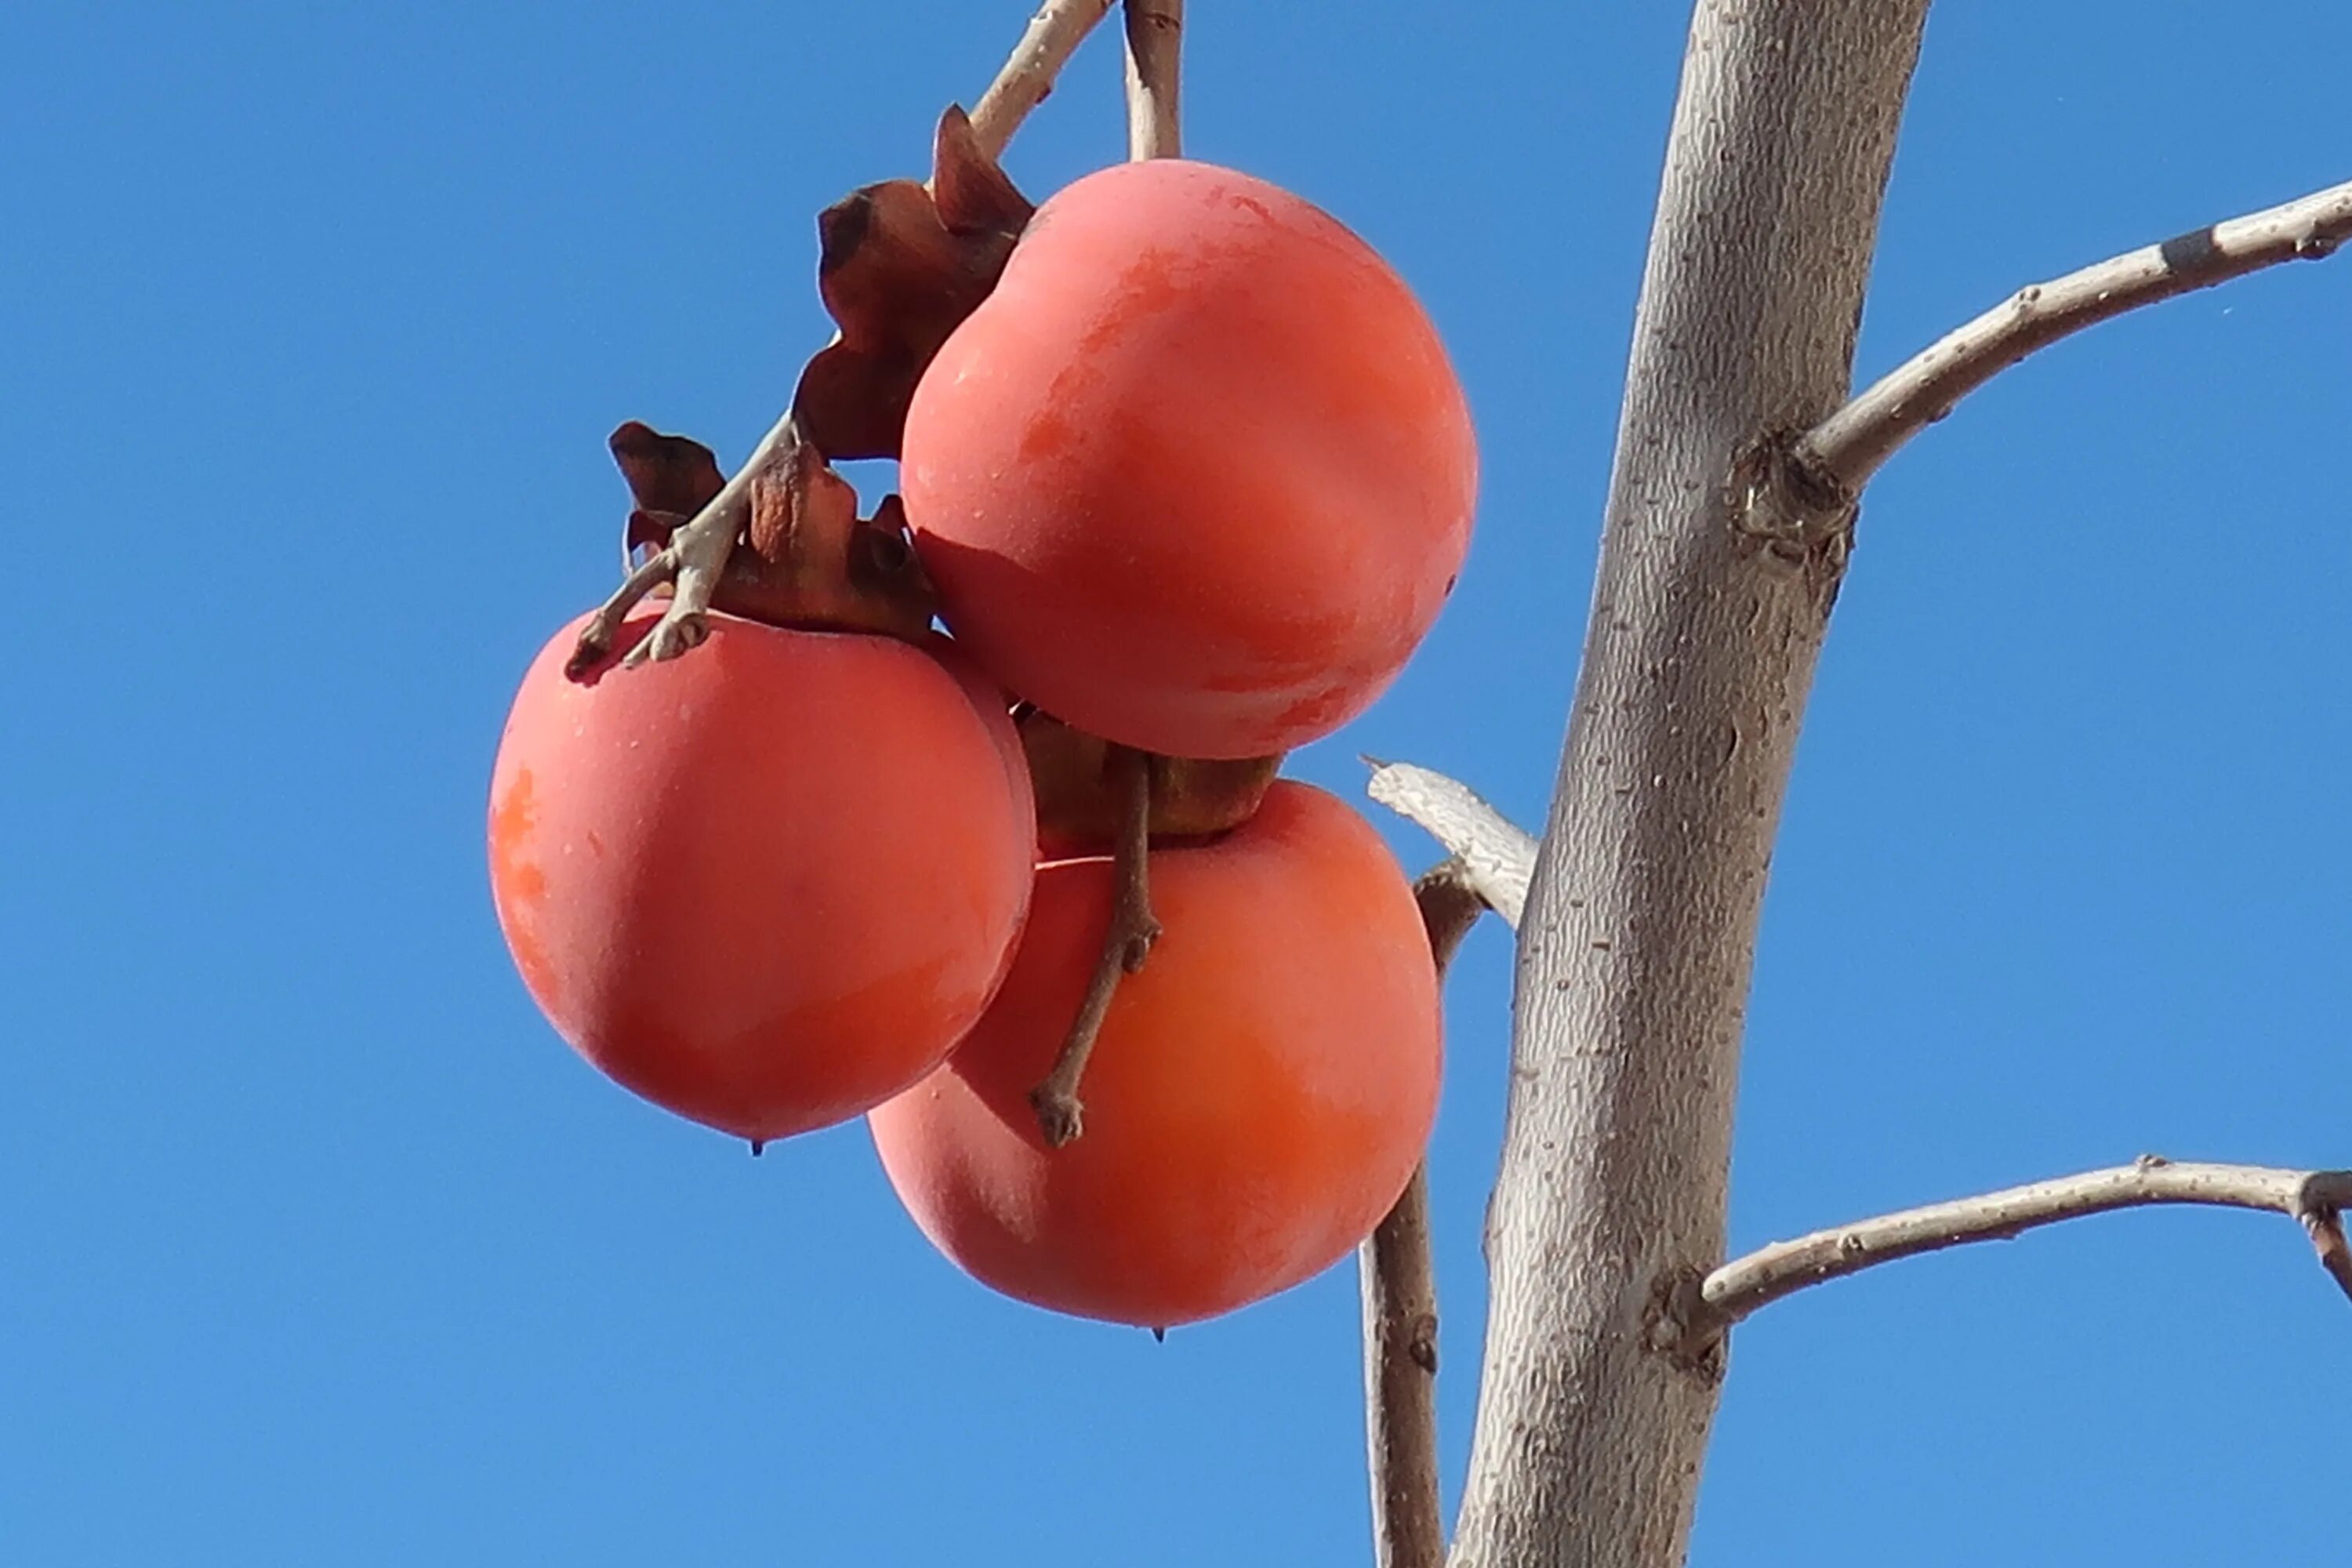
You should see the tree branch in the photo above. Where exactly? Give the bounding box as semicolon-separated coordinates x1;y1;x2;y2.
1456;5;1932;1565
1359;862;1485;1568
1798;177;2352;496
1664;1160;2352;1356
1121;0;1182;161
970;0;1119;162
1365;761;1534;928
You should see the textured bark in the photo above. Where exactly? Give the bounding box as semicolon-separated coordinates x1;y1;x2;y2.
1367;763;1536;929
1450;5;1931;1566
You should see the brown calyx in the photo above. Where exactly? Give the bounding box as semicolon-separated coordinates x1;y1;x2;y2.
609;420;934;642
793;106;1036;461
1017;713;1284;1148
583;109;1033;652
1020;709;1284;855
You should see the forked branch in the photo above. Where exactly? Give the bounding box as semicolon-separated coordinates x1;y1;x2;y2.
1664;1158;2352;1356
1029;746;1160;1146
572;416;805;670
1798;176;2352;497
1359;862;1486;1568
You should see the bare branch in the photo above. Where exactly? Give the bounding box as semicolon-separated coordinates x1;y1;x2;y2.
1802;177;2352;495
1363;1167;1442;1568
1676;1159;2352;1350
1122;0;1182;161
1456;6;1933;1563
1359;862;1484;1568
1365;761;1535;928
1029;746;1160;1146
969;0;1119;162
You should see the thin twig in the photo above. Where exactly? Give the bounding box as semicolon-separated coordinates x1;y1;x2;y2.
971;0;1119;161
1673;1158;2352;1352
1029;746;1160;1146
1122;0;1182;161
1365;760;1536;927
1800;177;2352;495
1359;862;1483;1568
566;541;689;677
573;416;802;671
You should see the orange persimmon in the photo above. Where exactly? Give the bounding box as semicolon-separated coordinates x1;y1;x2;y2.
901;158;1477;760
868;781;1440;1327
488;606;1035;1146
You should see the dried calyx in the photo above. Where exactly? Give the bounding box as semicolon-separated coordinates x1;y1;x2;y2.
796;107;1036;461
1021;709;1286;855
571;107;1036;673
605;421;935;644
1016;710;1287;1149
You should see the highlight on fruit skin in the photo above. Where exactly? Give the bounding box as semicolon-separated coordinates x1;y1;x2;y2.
867;780;1443;1327
488;604;1036;1147
902;157;1479;761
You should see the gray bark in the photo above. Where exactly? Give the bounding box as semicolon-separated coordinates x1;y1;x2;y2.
1450;5;1932;1566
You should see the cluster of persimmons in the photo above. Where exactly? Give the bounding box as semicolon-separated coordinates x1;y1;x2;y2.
489;115;1477;1331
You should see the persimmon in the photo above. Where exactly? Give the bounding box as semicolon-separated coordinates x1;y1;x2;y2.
901;158;1478;760
868;781;1441;1327
488;604;1035;1146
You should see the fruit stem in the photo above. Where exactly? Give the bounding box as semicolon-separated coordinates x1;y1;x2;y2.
969;0;1119;162
570;415;804;673
1121;0;1183;161
1029;745;1162;1146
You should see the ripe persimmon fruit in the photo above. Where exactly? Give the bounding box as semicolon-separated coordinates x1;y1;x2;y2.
868;780;1441;1327
902;158;1478;760
488;604;1035;1146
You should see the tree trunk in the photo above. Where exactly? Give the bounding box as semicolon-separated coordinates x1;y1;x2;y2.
1450;5;1931;1566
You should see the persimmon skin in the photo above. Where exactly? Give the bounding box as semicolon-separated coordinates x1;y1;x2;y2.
488;607;1035;1145
902;159;1478;760
868;782;1441;1327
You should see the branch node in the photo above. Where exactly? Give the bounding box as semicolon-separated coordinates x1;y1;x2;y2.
1730;430;1859;609
2292;1171;2352;1303
1644;1265;1729;1385
1405;1312;1439;1374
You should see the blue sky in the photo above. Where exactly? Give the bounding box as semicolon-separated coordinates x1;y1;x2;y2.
4;2;2347;1563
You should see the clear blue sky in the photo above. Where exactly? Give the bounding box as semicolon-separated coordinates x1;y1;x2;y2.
5;2;2347;1563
